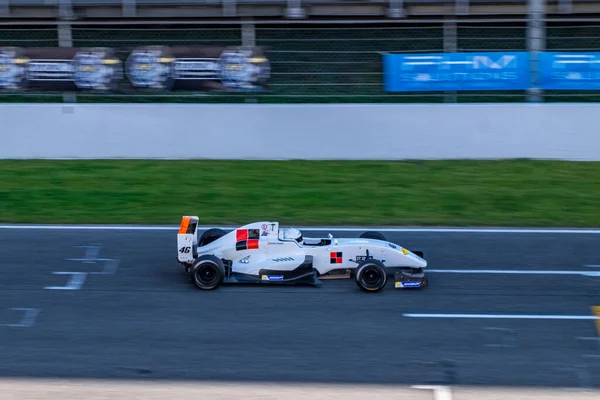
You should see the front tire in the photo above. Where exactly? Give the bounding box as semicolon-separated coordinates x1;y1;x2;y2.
191;255;225;290
355;260;388;292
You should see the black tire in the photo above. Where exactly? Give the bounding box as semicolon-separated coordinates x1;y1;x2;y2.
359;231;387;241
191;255;225;290
355;260;388;292
198;228;227;247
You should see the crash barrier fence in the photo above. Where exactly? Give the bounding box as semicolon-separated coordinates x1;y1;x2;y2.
0;0;572;19
3;103;600;160
0;0;569;5
4;19;600;102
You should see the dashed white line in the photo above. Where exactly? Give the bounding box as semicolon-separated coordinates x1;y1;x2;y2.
90;259;119;275
67;258;120;275
44;272;87;290
0;308;40;328
67;245;120;275
15;308;40;327
76;245;102;263
575;337;600;358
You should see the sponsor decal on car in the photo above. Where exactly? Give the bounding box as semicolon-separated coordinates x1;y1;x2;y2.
262;275;284;281
236;229;260;251
330;251;343;264
395;281;421;288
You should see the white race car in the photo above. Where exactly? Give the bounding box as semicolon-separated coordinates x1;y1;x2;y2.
176;216;428;292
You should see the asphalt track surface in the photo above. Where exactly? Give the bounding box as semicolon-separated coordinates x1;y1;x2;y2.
1;227;600;390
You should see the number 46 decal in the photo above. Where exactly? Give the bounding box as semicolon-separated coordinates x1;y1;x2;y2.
179;246;191;254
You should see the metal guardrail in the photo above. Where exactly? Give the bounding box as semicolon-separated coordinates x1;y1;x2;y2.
2;19;600;102
0;0;594;5
0;0;588;22
0;0;592;22
0;0;595;105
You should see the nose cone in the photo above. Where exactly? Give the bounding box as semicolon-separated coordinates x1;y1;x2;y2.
401;247;427;268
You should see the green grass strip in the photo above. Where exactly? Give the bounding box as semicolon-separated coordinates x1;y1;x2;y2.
1;159;599;227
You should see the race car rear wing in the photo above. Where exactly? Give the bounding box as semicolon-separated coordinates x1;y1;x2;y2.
177;216;199;263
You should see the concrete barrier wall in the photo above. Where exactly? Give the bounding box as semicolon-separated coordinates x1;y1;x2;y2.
1;103;599;160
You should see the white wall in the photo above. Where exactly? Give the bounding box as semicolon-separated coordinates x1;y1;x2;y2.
1;103;597;160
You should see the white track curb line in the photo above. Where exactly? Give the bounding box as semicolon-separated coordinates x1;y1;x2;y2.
2;224;600;233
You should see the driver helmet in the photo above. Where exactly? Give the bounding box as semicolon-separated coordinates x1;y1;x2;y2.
280;227;303;243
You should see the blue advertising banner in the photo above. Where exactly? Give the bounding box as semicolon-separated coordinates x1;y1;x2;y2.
538;52;600;90
383;52;530;92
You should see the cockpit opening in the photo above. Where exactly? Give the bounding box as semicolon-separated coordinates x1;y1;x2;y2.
279;227;303;243
279;228;332;246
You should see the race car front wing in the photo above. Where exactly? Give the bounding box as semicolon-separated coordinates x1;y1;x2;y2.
394;268;428;289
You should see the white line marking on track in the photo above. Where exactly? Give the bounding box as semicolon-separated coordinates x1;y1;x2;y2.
403;313;600;320
0;224;177;231
91;259;119;275
2;224;600;233
44;272;87;290
77;245;101;263
66;245;120;275
0;308;40;328
67;258;120;275
576;337;600;358
427;269;600;276
412;385;453;400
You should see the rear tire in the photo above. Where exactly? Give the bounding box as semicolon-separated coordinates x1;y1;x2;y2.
191;255;225;290
355;260;388;292
198;228;226;247
359;231;387;241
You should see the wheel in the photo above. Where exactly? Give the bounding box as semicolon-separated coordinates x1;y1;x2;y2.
191;255;225;290
359;231;386;241
355;260;388;292
198;228;226;247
